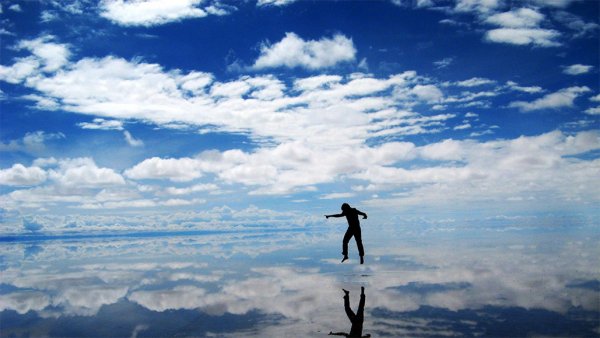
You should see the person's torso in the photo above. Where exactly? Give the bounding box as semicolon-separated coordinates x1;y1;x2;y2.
345;208;360;227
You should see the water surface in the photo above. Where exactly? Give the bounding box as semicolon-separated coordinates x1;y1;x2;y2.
1;225;598;337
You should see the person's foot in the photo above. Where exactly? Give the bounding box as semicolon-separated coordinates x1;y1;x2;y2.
341;255;349;263
342;288;350;296
360;256;364;264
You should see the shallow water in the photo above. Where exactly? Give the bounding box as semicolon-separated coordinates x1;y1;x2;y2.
1;225;598;337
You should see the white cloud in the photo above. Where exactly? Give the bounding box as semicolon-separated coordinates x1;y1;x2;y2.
16;35;70;72
0;39;443;149
0;131;65;154
40;10;59;22
124;157;204;182
80;198;207;209
359;130;600;208
123;140;419;195
553;11;599;39
454;77;495;87
485;28;561;47
0;291;50;314
252;32;356;70
562;64;593;75
123;130;144;147
0;35;70;84
419;139;466;161
78;118;124;130
9;4;22;12
506;81;544;94
99;0;217;26
433;57;453;69
0;57;40;84
0;158;134;211
584;107;600;115
1;35;598;210
509;86;590;112
165;183;219;195
453;123;471;130
454;0;502;15
411;84;443;103
257;0;297;7
319;192;355;200
529;0;582;8
481;8;560;48
485;8;545;28
0;28;15;36
0;164;47;186
49;158;126;187
590;94;600;102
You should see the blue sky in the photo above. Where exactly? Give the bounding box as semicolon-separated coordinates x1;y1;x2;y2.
0;0;599;235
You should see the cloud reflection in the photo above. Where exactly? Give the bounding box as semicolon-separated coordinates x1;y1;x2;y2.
1;227;598;336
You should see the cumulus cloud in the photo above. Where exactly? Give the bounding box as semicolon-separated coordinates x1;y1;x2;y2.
0;35;70;83
0;38;446;149
360;130;600;209
49;157;126;187
99;0;230;26
478;7;561;47
125;157;204;182
251;32;356;70
485;8;545;28
562;64;594;75
0;164;47;186
453;0;502;15
411;84;444;103
1;35;598;212
509;86;590;112
485;28;561;47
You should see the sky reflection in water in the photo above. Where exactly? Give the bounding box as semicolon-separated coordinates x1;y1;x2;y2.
1;226;598;337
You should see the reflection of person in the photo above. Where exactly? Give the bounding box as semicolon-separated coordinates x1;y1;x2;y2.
325;203;367;264
329;287;370;338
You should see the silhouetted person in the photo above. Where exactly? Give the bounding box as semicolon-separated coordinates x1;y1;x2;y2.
329;287;370;338
325;203;367;264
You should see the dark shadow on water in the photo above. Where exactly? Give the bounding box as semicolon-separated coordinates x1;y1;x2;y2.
329;287;371;338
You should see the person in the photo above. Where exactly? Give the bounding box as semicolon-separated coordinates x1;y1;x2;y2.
325;203;367;264
328;287;370;338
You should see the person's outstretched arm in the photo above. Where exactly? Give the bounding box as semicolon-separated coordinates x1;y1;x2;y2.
357;210;367;219
325;213;344;218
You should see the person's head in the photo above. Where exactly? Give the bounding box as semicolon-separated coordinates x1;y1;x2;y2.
341;203;350;212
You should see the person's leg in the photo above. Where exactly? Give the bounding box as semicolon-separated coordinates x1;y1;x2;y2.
354;227;364;264
342;228;353;261
343;290;356;322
